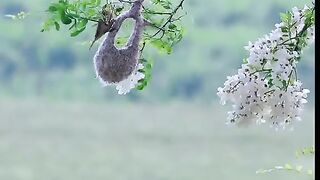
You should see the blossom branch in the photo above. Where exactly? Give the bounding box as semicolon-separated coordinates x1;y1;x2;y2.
217;4;314;129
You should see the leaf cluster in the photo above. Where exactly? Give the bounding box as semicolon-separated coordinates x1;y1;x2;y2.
41;0;103;36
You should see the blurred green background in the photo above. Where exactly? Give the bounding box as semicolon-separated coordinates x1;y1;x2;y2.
0;0;315;180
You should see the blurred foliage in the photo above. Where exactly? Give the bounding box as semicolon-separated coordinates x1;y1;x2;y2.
257;146;315;178
0;0;315;103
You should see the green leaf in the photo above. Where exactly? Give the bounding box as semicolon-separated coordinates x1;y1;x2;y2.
53;1;67;13
41;17;56;31
284;164;293;170
295;146;315;158
281;27;288;33
61;12;72;24
282;80;287;88
280;12;291;23
146;63;152;69
137;85;145;90
69;20;77;30
94;0;102;6
77;19;88;28
243;58;248;63
54;21;60;31
116;6;124;13
150;39;172;54
160;0;172;9
87;8;97;16
48;5;58;12
168;23;177;29
70;26;86;37
136;58;154;91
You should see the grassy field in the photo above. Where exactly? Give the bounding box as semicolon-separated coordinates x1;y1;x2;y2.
0;99;314;180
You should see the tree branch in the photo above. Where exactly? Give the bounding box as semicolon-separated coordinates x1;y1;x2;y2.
150;0;185;38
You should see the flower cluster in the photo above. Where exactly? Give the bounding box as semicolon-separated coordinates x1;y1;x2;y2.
98;63;145;95
217;5;315;130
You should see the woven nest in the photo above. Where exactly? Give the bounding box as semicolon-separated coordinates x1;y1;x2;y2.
94;0;145;83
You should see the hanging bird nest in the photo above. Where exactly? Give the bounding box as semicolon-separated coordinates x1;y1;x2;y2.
94;0;147;84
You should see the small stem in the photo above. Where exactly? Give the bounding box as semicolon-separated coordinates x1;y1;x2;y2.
285;70;293;91
264;89;275;95
140;41;146;53
229;81;242;92
250;68;272;76
278;37;299;46
67;12;100;23
118;0;134;4
293;67;298;81
142;8;172;15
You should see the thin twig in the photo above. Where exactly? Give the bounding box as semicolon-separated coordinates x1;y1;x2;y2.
142;7;172;15
118;0;134;4
67;12;100;23
151;0;185;38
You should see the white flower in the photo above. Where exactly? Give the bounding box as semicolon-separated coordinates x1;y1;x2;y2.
292;6;302;22
274;49;292;61
269;28;283;41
